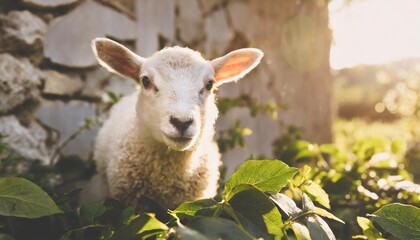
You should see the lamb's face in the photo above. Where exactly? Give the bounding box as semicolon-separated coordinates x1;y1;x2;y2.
92;38;263;151
136;48;218;151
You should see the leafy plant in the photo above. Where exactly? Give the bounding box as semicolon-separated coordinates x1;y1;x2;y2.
0;159;346;240
369;203;420;240
217;120;253;153
273;128;420;239
217;94;282;118
0;177;62;218
1;108;419;239
0;140;419;239
169;160;347;239
216;94;284;153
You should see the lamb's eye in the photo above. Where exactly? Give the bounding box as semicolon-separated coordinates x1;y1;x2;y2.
141;76;151;89
205;80;214;91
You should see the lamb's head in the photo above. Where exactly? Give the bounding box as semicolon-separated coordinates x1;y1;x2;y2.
92;38;263;151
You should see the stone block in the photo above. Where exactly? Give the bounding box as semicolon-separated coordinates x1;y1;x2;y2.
44;0;137;67
0;10;46;53
35;100;97;159
0;54;41;114
199;0;223;14
105;75;136;96
176;0;204;44
41;70;83;96
0;115;52;164
81;67;111;98
204;8;233;58
136;0;175;56
96;0;136;17
227;1;249;31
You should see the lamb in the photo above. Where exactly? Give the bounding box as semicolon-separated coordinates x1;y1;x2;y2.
91;38;263;209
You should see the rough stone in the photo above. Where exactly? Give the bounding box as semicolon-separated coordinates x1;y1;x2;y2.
214;0;333;175
105;75;136;96
227;1;249;31
0;11;47;52
0;115;52;164
41;70;83;96
21;0;80;8
225;31;250;52
35;100;97;159
44;0;137;67
81;67;111;98
204;8;233;57
136;0;175;56
199;0;223;14
177;0;204;44
96;0;136;18
0;54;41;114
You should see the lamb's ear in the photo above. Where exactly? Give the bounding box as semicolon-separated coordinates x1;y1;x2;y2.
92;38;144;81
210;48;264;85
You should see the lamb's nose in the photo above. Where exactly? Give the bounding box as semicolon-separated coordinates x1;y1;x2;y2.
170;116;193;132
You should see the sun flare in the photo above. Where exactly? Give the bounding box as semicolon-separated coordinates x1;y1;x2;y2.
329;0;420;69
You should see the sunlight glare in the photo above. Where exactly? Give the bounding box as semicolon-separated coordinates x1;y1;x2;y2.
329;0;420;69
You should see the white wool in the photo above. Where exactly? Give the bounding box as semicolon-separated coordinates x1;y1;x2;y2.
94;93;221;208
92;38;263;209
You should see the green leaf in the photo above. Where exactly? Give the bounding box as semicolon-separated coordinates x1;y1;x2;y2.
171;199;217;218
222;203;271;239
79;201;107;223
282;140;318;161
195;203;223;217
174;225;209;240
120;206;136;223
291;221;311;240
184;217;253;240
111;213;168;240
292;165;312;187
312;208;344;224
228;186;284;237
224;160;298;200
0;177;62;218
371;203;420;240
306;215;336;240
0;233;15;240
302;193;315;212
270;193;301;217
363;152;396;170
302;181;331;209
107;91;122;104
391;138;407;154
356;217;383;240
59;230;75;240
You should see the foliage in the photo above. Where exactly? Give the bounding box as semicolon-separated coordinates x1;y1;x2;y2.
0;153;95;192
1;91;419;239
217;120;253;153
0;159;342;240
1;127;420;239
370;203;420;239
217;94;282;118
273;122;420;239
0;177;62;218
216;94;282;153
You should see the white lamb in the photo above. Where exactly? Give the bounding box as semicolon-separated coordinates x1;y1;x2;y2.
92;38;263;209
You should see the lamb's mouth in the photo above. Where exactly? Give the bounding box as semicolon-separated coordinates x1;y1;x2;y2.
163;134;193;145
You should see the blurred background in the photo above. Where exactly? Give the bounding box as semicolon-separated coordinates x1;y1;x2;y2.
1;0;420;238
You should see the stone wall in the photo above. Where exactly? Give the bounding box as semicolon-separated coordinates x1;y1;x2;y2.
0;0;332;176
